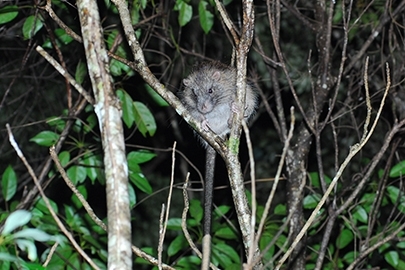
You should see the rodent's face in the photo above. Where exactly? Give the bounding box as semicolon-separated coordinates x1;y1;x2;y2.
183;74;223;115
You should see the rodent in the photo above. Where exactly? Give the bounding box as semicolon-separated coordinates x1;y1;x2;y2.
179;61;258;269
180;61;258;141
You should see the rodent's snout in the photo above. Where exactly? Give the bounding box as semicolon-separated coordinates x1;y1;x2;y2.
198;99;214;114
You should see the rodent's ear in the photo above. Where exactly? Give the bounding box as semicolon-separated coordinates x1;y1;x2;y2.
212;71;221;81
183;78;191;86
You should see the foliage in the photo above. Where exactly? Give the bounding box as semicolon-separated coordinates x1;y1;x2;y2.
0;210;62;269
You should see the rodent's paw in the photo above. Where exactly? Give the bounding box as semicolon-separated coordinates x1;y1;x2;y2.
232;102;248;117
232;102;251;118
201;119;211;132
231;102;241;113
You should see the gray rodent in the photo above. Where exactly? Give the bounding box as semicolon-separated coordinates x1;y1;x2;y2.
180;61;258;141
179;61;258;269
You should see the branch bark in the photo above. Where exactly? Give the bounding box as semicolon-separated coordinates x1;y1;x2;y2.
76;0;132;268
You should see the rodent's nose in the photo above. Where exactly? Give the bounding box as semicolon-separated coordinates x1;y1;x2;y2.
201;101;213;113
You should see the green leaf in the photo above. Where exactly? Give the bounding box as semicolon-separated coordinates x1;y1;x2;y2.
2;210;32;235
189;199;203;223
129;171;152;194
342;251;355;264
12;228;52;242
213;205;231;217
133;101;157;137
332;6;343;24
46;245;73;268
30;131;59;146
67;165;87;185
175;1;192;26
128;184;137;208
82;154;97;181
212;242;240;267
71;185;87;209
0;252;18;262
308;172;320;188
389;160;405;178
168;235;187;256
214;226;237;240
67;253;81;269
198;1;214;34
34;198;58;215
274;204;286;215
15;238;37;261
303;194;321;209
72;118;83;134
75;60;88;85
385;250;399;268
47;116;66;132
2;165;17;201
83;154;103;184
82;234;104;250
0;5;18;24
398;260;405;270
397;241;405;249
353;205;368;223
386;186;405;213
64;204;76;223
110;58;133;76
84;113;97;133
166;218;182;230
22;15;44;40
58;151;70;167
176;255;201;268
117;89;135;128
105;31;132;76
336;229;353;249
131;2;141;25
309;172;331;188
145;84;169;107
20;262;47;269
54;28;73;45
259;232;275;261
127;150;156;164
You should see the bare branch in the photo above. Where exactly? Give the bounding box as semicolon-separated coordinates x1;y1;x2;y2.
158;142;177;269
36;46;95;105
6;124;100;270
49;146;106;230
275;60;391;269
76;0;132;267
181;174;219;270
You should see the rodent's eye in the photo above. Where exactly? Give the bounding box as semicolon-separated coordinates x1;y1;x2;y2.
208;88;213;94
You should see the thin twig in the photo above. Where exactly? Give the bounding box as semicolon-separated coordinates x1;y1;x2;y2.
347;216;405;270
181;174;218;270
49;146;106;230
6;124;100;270
243;119;257;266
51;144;174;269
43;242;59;267
158;142;177;269
275;60;391;269
213;0;239;44
252;107;295;267
158;204;165;269
36;46;95;104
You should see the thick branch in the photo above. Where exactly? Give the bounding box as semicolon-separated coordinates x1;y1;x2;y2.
76;0;132;268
